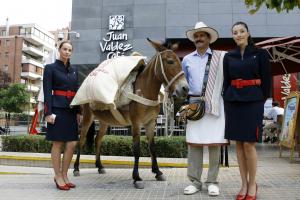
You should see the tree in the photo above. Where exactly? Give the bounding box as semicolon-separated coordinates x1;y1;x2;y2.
0;83;30;114
0;69;12;89
0;83;30;132
245;0;300;14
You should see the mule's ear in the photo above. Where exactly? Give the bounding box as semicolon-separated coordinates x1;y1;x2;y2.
170;42;179;51
147;38;166;52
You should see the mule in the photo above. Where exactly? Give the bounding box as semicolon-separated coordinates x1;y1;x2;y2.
73;38;188;189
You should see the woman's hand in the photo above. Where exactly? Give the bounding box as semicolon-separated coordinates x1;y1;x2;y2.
77;114;82;124
45;114;55;124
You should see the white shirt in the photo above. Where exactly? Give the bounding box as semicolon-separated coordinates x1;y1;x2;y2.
267;106;284;122
182;48;212;96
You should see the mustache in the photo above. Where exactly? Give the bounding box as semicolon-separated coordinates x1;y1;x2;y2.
195;40;204;44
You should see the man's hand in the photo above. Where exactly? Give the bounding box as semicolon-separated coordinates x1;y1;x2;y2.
179;105;189;122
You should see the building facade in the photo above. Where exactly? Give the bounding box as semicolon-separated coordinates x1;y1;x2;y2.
0;23;55;114
70;0;300;102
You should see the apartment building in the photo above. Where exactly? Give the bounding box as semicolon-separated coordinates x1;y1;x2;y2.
0;23;56;115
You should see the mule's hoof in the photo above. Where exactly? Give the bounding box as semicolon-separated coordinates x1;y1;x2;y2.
73;170;80;177
98;168;106;174
155;174;166;181
133;181;144;189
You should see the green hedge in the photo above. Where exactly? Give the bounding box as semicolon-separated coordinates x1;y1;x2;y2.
1;135;187;158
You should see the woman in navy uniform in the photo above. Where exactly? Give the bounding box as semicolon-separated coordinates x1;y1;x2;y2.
223;22;271;200
43;41;80;190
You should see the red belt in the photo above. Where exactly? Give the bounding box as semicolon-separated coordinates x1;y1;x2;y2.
231;79;261;89
53;90;76;98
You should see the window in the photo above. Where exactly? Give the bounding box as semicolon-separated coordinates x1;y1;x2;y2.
26;27;32;34
5;40;10;47
5;52;9;58
3;65;8;72
20;28;25;35
33;28;40;37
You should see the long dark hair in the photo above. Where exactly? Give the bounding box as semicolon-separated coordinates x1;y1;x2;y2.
58;40;73;50
58;41;73;69
232;21;256;49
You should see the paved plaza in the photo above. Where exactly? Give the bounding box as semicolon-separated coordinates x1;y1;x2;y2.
0;144;299;200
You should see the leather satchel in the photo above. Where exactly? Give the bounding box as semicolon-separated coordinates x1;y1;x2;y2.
178;53;212;122
179;97;205;121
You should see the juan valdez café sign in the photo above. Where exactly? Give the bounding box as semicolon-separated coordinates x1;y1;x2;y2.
100;15;133;59
273;73;297;107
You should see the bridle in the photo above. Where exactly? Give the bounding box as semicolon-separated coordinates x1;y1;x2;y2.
153;49;184;93
126;49;185;107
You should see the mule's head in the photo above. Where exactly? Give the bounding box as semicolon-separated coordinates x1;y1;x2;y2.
147;38;189;98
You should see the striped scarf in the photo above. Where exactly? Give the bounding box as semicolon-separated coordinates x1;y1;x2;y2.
205;50;222;114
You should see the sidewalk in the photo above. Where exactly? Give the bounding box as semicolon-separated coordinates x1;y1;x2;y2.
0;144;299;200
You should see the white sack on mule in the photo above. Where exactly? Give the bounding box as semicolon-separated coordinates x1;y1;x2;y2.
71;56;146;109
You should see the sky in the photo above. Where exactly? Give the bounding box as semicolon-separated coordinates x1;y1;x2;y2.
0;0;72;31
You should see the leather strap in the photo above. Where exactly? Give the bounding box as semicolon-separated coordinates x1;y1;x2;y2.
201;52;213;96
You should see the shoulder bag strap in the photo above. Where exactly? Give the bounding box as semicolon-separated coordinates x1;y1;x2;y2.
201;52;213;96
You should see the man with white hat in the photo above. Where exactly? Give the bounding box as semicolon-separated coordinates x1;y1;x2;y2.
182;22;228;196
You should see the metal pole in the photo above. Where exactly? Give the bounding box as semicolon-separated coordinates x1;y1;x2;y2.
164;106;168;136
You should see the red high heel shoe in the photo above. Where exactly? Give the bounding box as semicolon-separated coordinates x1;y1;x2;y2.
236;193;247;200
54;178;70;190
245;184;257;200
66;182;76;188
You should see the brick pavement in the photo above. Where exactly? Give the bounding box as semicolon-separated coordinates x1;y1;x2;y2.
0;144;299;200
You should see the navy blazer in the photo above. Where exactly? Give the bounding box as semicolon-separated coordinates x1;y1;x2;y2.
223;46;271;102
43;59;79;116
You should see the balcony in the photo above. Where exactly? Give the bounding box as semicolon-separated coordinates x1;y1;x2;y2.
22;33;54;50
22;57;44;68
21;72;42;80
26;84;40;92
22;46;47;58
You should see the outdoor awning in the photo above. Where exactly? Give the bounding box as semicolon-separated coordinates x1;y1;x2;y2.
256;36;300;75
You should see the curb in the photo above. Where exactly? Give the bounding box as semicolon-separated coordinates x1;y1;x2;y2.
0;155;189;168
0;154;238;169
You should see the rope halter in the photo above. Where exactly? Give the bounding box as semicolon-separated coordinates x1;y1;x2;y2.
153;49;185;94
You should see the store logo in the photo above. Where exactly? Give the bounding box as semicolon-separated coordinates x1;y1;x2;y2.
109;15;125;30
100;15;133;59
281;73;291;100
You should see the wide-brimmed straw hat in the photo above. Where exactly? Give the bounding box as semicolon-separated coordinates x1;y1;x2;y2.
186;22;219;44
